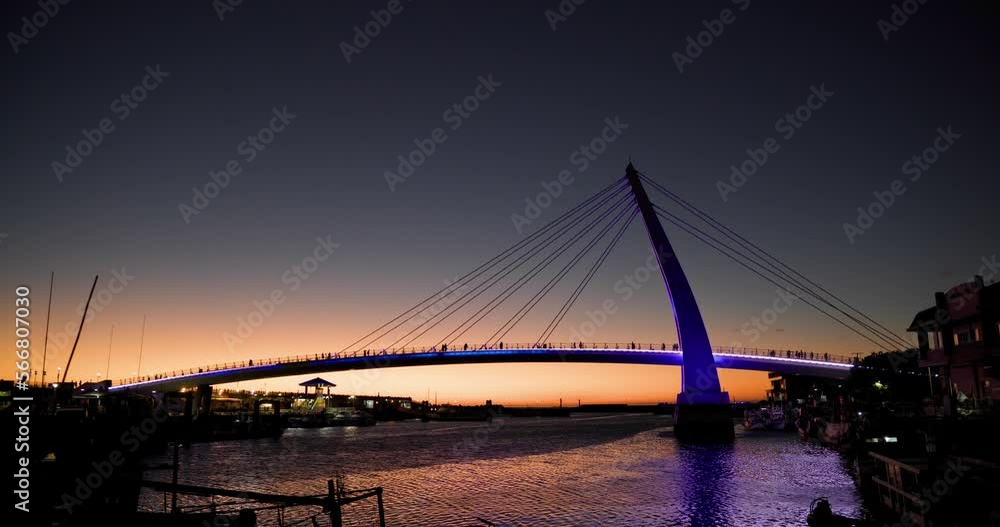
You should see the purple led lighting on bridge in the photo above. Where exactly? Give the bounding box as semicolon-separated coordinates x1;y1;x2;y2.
108;347;851;393
624;164;730;407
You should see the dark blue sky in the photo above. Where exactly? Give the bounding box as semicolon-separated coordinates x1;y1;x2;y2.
1;1;997;392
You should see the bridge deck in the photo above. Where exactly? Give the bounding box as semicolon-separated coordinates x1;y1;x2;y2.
109;343;854;392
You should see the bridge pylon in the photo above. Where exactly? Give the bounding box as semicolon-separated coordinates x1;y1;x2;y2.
624;163;733;441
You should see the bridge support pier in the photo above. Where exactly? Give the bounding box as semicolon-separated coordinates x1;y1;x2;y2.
195;384;213;420
673;393;734;442
624;163;733;442
253;399;282;436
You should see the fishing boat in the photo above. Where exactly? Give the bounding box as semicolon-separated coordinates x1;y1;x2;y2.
743;406;788;431
743;408;769;430
287;411;326;428
797;415;851;448
421;404;492;422
768;406;787;430
330;410;376;426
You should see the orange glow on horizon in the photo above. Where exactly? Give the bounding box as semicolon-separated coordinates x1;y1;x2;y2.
5;269;873;405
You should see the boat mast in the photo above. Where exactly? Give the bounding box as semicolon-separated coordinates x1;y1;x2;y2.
40;271;54;386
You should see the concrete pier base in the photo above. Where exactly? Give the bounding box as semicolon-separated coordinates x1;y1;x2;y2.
673;391;735;442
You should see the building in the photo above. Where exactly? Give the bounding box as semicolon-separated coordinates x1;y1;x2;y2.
907;275;999;412
767;372;816;404
766;372;842;406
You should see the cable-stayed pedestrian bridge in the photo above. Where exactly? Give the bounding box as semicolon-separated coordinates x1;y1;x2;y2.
100;163;908;440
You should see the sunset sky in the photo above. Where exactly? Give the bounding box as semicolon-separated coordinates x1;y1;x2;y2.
2;1;996;404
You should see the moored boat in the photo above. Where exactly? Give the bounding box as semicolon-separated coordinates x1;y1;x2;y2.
768;406;787;430
744;406;788;431
743;408;769;430
331;410;376;426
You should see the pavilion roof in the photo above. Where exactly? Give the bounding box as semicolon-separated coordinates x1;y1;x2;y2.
298;377;336;387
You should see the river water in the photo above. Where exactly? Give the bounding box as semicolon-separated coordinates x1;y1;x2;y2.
141;414;864;526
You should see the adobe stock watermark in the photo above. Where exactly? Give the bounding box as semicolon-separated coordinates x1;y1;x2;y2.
842;126;959;244
553;245;738;394
363;274;471;356
7;0;70;54
717;83;834;202
727;289;797;347
510;116;628;233
179;106;296;224
877;0;930;42
328;275;463;395
336;275;464;395
223;236;339;351
332;276;469;400
564;247;661;344
544;0;586;31
882;458;970;527
384;74;501;192
671;0;751;73
213;0;244;21
340;0;412;64
51;65;170;183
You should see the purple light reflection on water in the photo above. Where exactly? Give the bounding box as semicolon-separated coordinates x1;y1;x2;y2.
140;415;863;526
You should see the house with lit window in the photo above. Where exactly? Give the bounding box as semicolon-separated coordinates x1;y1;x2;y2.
906;275;999;412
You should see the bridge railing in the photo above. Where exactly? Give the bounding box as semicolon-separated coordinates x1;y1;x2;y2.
113;342;857;386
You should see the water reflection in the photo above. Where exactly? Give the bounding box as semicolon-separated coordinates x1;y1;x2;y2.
141;416;862;526
678;442;736;527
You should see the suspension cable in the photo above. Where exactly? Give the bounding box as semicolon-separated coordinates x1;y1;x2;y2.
538;208;639;342
643;173;910;350
391;190;635;349
462;202;638;348
652;202;901;351
653;207;894;352
640;172;911;350
343;178;628;352
536;208;638;344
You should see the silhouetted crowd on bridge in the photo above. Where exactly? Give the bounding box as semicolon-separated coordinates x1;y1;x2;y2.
785;350;831;361
120;341;849;386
